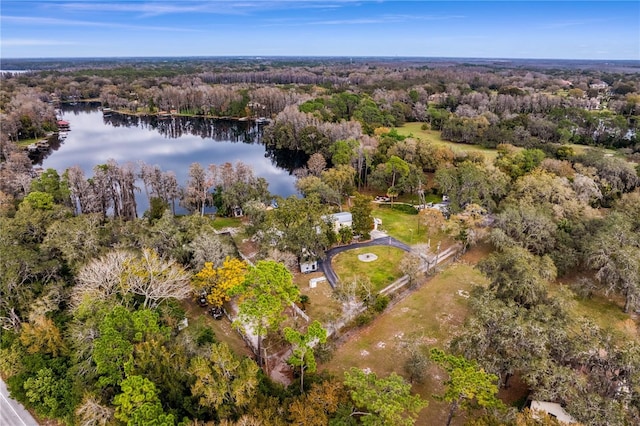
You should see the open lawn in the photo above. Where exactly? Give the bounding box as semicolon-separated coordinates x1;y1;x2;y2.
394;123;501;162
320;246;491;425
211;215;243;230
555;277;638;340
372;204;446;246
15;137;40;147
564;143;638;165
332;246;406;293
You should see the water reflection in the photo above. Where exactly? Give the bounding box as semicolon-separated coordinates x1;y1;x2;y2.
102;112;264;144
37;105;304;203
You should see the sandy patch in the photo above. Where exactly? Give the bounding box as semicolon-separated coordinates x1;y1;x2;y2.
358;253;378;262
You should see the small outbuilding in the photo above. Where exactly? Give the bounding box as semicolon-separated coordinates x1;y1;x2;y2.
529;401;577;424
300;260;318;274
299;248;319;274
324;212;353;233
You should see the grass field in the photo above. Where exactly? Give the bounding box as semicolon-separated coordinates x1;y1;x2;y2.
394;123;501;162
320;246;491;425
211;215;243;230
332;246;406;292
372;204;446;247
564;143;634;162
15;137;40;147
555;276;638;340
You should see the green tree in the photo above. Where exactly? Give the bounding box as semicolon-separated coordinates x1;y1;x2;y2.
338;225;354;245
113;375;175;426
41;213;106;272
435;161;509;213
267;195;330;262
321;164;356;207
23;366;74;419
353;97;390;134
374;155;410;192
430;348;504;426
491;203;557;256
330;139;358;166
144;196;169;223
93;306;168;389
478;246;555;308
586;211;640;313
189;342;259;419
494;145;546;180
231;260;299;368
30;168;70;205
343;367;427;426
296;175;341;208
23;191;55;210
126;336;191;418
351;192;373;239
283;320;328;392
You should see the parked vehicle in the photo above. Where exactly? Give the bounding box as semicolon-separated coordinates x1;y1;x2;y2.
198;294;208;307
209;306;224;320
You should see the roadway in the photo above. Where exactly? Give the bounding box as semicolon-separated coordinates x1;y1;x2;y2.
0;379;39;426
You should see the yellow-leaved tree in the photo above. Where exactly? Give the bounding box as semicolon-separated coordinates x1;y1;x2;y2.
192;257;247;307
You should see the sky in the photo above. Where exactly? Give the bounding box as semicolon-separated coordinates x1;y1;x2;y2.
1;1;639;60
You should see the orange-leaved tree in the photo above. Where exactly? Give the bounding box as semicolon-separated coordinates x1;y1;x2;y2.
192;257;247;307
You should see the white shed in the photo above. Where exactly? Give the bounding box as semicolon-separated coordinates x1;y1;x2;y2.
530;401;577;424
300;260;318;274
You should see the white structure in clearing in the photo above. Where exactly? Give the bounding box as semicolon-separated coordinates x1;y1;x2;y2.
325;212;353;233
530;401;577;424
309;276;326;288
300;260;318;273
299;247;319;273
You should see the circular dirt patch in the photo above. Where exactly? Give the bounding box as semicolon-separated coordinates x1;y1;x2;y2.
358;253;378;262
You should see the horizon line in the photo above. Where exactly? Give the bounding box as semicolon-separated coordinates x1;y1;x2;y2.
2;55;639;62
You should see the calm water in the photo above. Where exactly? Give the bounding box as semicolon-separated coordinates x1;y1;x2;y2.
37;105;303;212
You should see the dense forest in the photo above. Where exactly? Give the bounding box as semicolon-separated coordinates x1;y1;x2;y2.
1;58;639;425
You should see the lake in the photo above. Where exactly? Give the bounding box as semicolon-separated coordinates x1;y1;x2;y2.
36;104;304;213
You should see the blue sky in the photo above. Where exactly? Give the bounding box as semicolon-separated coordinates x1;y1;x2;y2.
1;1;638;59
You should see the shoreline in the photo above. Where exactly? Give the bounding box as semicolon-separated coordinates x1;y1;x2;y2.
64;100;267;122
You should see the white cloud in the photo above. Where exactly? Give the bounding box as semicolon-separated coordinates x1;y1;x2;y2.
292;13;464;25
540;19;605;30
1;15;201;32
1;38;79;46
53;1;355;17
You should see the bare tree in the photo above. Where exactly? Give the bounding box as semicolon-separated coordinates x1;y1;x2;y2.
72;250;135;308
73;248;191;310
400;252;423;288
307;153;327;177
75;394;114;426
64;166;96;215
124;248;191;309
188;232;234;271
0;140;33;198
182;162;211;215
